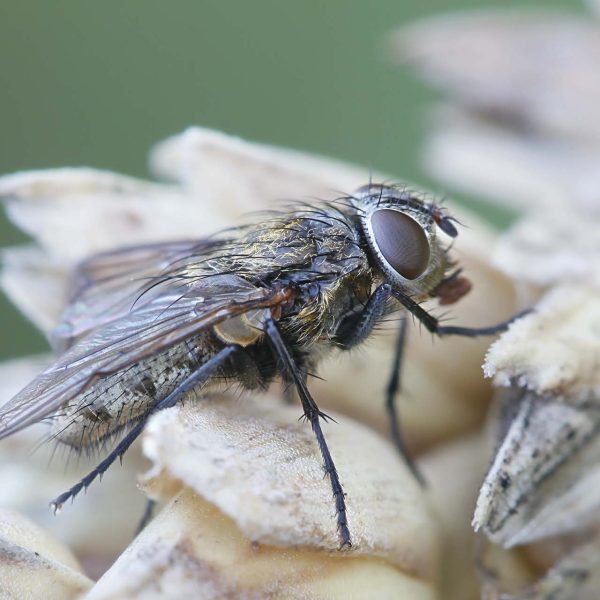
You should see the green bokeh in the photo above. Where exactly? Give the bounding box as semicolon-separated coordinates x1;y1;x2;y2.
0;1;574;360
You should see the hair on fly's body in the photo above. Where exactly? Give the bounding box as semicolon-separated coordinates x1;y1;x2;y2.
0;182;527;548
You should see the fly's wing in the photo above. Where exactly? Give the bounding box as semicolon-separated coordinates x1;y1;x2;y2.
51;239;228;351
0;276;292;439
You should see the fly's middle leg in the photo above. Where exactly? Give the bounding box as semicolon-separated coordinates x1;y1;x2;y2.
265;318;351;549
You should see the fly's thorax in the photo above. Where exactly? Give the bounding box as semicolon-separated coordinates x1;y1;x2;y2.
282;268;374;350
352;184;451;299
238;218;318;271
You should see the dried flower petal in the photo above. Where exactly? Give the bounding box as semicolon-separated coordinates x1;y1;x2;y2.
140;396;439;575
500;536;600;600
494;208;600;290
0;507;93;599
474;389;600;547
84;394;442;598
149;127;367;207
1;246;67;333
0;168;222;263
475;287;600;548
484;286;600;400
422;107;600;214
86;489;437;600
393;10;600;141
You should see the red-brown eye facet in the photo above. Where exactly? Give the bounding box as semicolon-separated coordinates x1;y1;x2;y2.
370;209;430;280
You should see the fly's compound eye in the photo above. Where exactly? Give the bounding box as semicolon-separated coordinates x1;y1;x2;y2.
370;209;430;280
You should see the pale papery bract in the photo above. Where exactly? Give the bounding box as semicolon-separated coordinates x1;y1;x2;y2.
395;4;600;598
0;507;93;598
82;397;444;599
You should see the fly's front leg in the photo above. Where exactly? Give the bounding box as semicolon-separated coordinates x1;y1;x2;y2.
334;283;422;482
391;288;530;337
51;345;239;512
334;283;391;349
264;318;351;549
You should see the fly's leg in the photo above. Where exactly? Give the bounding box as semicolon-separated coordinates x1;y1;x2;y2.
390;288;530;337
136;499;156;534
387;290;529;478
335;284;529;484
51;345;239;512
334;283;391;348
384;318;425;484
334;283;423;482
264;318;351;549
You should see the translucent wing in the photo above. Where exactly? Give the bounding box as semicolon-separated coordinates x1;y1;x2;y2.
0;272;291;439
51;239;228;351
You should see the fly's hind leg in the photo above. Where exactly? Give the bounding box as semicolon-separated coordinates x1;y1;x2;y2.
265;318;351;549
51;345;239;512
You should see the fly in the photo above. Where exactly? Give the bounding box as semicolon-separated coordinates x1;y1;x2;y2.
0;183;525;548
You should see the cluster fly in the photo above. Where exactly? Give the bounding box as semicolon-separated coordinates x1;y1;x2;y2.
0;183;522;548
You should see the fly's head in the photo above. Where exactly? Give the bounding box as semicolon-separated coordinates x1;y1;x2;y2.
351;183;471;305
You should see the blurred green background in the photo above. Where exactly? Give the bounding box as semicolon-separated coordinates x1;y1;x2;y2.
0;1;575;360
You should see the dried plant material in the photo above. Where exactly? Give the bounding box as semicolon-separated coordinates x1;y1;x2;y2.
420;434;487;600
475;287;600;548
422;107;600;215
393;10;600;141
0;507;93;599
484;286;600;400
149;126;367;207
500;536;600;600
391;4;600;596
426;414;599;600
474;389;600;548
589;0;600;16
420;433;532;600
423;114;600;290
86;489;437;600
140;396;439;577
508;538;600;600
493;208;600;290
0;357;148;577
0;168;223;264
1;246;67;333
0;430;147;579
87;394;441;598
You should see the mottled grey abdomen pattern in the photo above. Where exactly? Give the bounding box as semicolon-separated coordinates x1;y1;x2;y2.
50;333;215;449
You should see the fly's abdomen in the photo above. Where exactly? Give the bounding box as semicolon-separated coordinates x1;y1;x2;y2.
50;334;214;450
